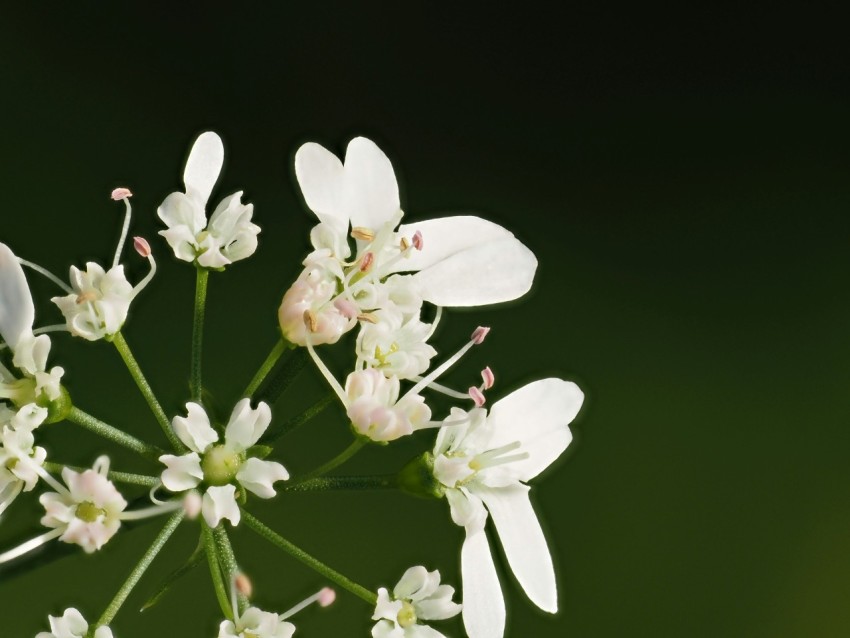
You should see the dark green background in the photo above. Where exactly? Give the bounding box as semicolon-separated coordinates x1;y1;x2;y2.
2;5;849;637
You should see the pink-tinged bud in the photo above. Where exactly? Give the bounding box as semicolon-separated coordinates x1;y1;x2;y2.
480;366;495;390
412;230;424;251
469;386;486;407
111;187;132;200
471;326;490;345
133;236;151;257
182;491;202;519
318;587;336;607
235;573;253;598
333;298;359;319
359;251;375;273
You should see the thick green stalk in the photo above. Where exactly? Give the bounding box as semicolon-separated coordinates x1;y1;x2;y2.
295;438;366;483
43;461;159;487
241;511;377;605
242;338;287;399
212;525;248;614
282;475;397;492
95;510;184;627
112;331;185;452
253;346;308;405
201;523;233;620
191;267;209;403
259;393;335;443
65;406;165;461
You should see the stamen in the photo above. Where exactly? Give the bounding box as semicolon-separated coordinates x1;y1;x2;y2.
0;481;23;517
480;366;495;390
25;459;70;497
357;312;378;324
403;328;490;400
304;338;347;406
424;306;443;341
333;298;358;319
111;187;133;201
400;236;411;251
182;490;202;519
303;309;318;333
234;572;253;598
0;527;64;564
93;455;110;476
32;324;70;336
133;236;151;257
359;251;375;273
112;190;134;268
471;326;490;345
469;441;529;471
118;500;183;521
17;259;73;294
412;230;423;251
149;482;169;506
409;377;468;401
76;291;97;304
279;587;337;620
468;386;486;407
351;227;375;242
131;237;157;297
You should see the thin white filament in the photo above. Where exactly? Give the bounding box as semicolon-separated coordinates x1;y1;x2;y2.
112;197;133;268
17;259;72;293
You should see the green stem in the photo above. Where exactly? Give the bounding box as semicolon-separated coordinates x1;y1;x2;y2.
259;393;335;444
212;524;248;615
43;461;159;487
241;511;377;605
295;438;366;482
243;338;287;399
201;522;233;620
96;510;184;627
191;267;209;403
282;475;397;492
112;331;186;453
253;346;308;406
65;406;165;461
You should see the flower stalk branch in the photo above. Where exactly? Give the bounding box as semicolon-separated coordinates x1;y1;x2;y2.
191;266;209;403
65;406;165;461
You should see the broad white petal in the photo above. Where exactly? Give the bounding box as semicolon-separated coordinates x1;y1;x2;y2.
344;137;400;230
184;131;224;210
412;237;537;307
0;242;34;348
159;453;203;492
406;625;447;638
460;525;505;638
294;141;349;235
393;565;433;600
445;487;487;532
392;216;514;273
202;485;241;528
157;191;206;236
415;584;462;621
224;398;272;451
94;626;115;638
172;403;219;453
236;458;289;499
476;483;557;613
487;378;583;480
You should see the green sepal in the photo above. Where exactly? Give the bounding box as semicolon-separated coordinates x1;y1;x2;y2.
247;445;273;459
397;451;445;500
38;385;73;424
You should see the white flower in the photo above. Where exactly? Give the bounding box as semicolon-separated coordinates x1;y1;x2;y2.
158;131;260;269
372;565;461;638
36;607;114;638
159;399;289;527
51;263;134;341
431;378;584;638
0;404;48;516
345;369;431;442
294;137;538;308
278;263;355;346
218;606;295;638
355;306;436;380
40;457;128;553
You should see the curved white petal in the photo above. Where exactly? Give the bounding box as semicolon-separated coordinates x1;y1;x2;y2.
406;625;447;638
93;627;115;638
224;399;272;451
184;131;224;210
202;485;241;528
411;237;537;307
0;242;34;349
159;453;203;492
172;403;219;453
476;483;557;613
445;487;487;532
294;141;349;235
344;137;400;230
236;458;289;499
487;378;583;480
157;191;206;236
393;216;515;273
460;525;505;638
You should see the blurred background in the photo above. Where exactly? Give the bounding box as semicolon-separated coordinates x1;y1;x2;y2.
1;5;850;637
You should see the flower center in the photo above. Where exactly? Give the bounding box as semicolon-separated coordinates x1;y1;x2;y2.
397;600;418;628
76;500;106;523
202;445;243;485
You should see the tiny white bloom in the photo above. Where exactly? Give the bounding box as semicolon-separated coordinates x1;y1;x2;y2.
51;263;134;341
36;607;114;638
159;399;288;528
372;565;461;638
431;378;584;638
0;404;48;516
158;131;260;269
218;606;295;638
355;306;436;380
345;369;431;442
278;263;355;346
40;457;128;553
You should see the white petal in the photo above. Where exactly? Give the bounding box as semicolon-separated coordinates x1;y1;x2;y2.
460;525;505;638
415;584;462;621
294;141;349;235
202;485;241;527
445;487;487;532
487;378;583;480
159;453;203;492
476;483;557;613
344;137;400;230
393;565;434;600
157;191;206;236
393;216;514;273
184;131;224;210
0;242;34;348
236;458;289;499
224;399;272;451
406;625;448;638
412;237;537;307
94;627;115;638
172;403;219;453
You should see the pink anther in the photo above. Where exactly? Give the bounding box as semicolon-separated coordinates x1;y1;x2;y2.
359;251;375;272
469;386;486;407
111;187;132;200
318;587;336;607
333;298;359;319
471;326;490;345
412;230;424;251
480;366;495;390
133;236;151;257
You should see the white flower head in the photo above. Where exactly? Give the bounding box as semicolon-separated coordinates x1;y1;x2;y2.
51;263;133;341
355;306;436;380
344;369;431;443
431;378;584;638
0;406;48;516
159;398;288;528
158;132;260;269
36;607;114;638
40;456;128;553
372;565;461;638
218;606;295;638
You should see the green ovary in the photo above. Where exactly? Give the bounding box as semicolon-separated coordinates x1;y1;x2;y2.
202;445;243;485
